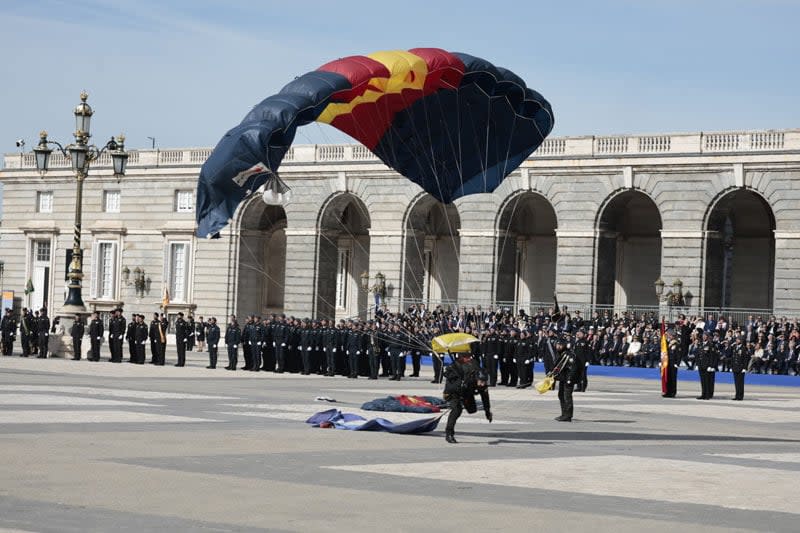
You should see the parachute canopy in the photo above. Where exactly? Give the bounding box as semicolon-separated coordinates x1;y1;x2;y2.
431;332;480;354
196;48;554;238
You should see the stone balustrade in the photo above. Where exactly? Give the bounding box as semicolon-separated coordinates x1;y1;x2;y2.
4;129;799;169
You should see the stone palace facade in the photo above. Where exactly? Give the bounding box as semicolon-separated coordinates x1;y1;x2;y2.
1;128;799;324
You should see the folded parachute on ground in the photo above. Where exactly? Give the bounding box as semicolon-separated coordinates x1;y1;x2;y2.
306;408;442;434
196;48;554;238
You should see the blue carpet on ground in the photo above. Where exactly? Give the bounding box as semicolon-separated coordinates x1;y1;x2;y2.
410;356;800;388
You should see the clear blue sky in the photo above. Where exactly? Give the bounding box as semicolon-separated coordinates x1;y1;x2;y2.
1;0;799;154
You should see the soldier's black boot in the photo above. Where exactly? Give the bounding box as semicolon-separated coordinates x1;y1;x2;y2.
445;431;458;444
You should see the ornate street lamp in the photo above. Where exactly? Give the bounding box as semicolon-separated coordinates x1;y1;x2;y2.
373;272;386;298
654;278;665;301
360;271;370;292
33;92;128;314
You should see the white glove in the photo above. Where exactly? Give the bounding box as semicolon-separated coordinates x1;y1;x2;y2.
741;369;746;374
306;347;311;351
525;360;530;364
45;333;49;337
213;345;217;348
346;351;350;355
96;337;101;340
673;364;678;368
281;343;286;347
272;342;276;347
512;358;517;363
356;351;361;355
333;348;337;352
233;344;238;349
585;362;590;367
707;367;714;372
493;355;499;360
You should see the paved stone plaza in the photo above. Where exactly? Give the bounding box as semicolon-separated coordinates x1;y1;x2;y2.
0;354;798;532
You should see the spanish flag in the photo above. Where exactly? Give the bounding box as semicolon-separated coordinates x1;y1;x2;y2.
161;286;170;310
660;318;668;394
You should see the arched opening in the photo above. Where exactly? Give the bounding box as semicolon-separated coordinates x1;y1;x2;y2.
704;190;775;310
237;200;287;317
596;191;662;308
402;195;460;309
317;194;371;320
495;192;557;309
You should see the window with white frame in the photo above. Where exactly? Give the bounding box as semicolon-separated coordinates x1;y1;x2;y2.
175;190;194;213
37;191;53;213
104;190;120;213
167;241;191;302
91;241;117;300
35;240;52;262
335;248;351;309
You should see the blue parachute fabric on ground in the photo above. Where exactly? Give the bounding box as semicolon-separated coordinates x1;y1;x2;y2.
360;395;448;413
306;408;442;434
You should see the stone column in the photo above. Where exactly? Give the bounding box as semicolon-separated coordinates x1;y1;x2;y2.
368;230;404;313
660;230;705;312
773;232;800;315
457;229;496;307
283;229;318;317
554;229;596;308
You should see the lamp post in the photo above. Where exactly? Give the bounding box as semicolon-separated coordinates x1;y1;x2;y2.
33;92;128;314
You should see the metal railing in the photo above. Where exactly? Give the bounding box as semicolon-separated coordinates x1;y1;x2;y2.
4;128;799;170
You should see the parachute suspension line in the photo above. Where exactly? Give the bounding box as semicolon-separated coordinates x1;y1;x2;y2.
420;92;463;279
496;193;523;284
238;230;345;316
392;89;462;292
500;104;519;185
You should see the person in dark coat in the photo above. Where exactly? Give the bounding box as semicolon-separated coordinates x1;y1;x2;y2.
70;314;85;360
662;330;680;398
174;312;188;367
206;317;220;369
553;338;579;421
19;308;32;357
442;351;492;443
88;312;103;362
149;313;164;365
126;317;137;363
730;335;749;401
1;308;16;356
37;308;51;358
108;308;125;363
134;315;148;364
224;315;241;370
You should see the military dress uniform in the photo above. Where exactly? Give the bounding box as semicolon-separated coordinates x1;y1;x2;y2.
697;336;719;400
730;340;748;401
174;315;188;367
37;311;51;358
553;345;579;421
573;336;591;392
149;317;164;365
109;313;126;363
206;322;221;369
134;319;148;364
443;353;492;443
0;311;16;356
663;337;680;398
88;316;103;361
225;321;241;370
70;318;85;360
